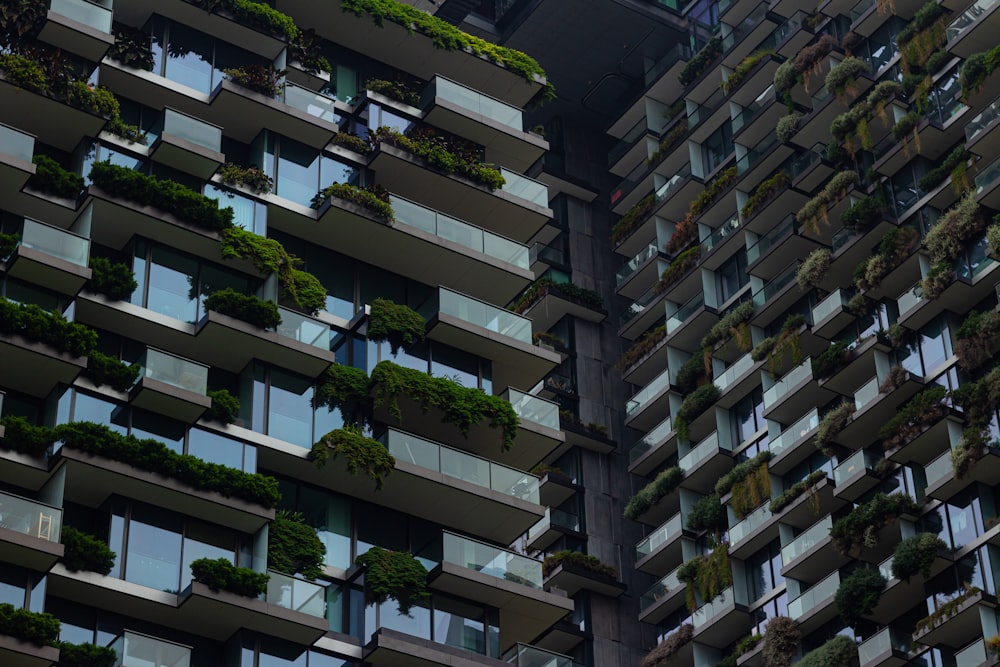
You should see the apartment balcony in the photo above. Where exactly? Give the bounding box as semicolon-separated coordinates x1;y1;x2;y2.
111;631;192;667
0;489;63;572
857;627;911;667
818;333;888;396
620;282;675;342
608;113;667;178
538;470;578;508
888;411;963;467
628;416;679;477
679;432;734;494
0;632;59;667
926;445;1000;501
912;588;997;649
304;192;532;306
636;512;691;576
762;360;833;424
0;307;87;397
515;281;606;334
747;216;821;282
750;264;799;328
955;638;1000;667
369;143;551;244
780;516;849;580
811;289;855;339
712;353;760;410
838;373;926;449
543;559;626;598
666;294;719;353
832;449;882;501
638;565;686;625
427;532;574;652
148;108;224;180
946;0;1000;56
421;76;546;173
692;587;751;648
5;218;91;295
794;89;842;152
616;243;663;300
966;96;1000;158
128;347;211;422
976;155;1000;210
767;408;820;475
560;419;616;455
624;367;672;433
0;69;108;153
39;0;112;57
620;329;669;387
732;86;784;151
527;508;582;551
787;570;840;634
729;505;778;559
874;101;969;180
0;123;36;198
612;166;698;252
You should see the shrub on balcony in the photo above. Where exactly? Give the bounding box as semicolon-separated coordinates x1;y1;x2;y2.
84;351;138;392
702;300;754;352
678;37;722;86
914;585;982;636
618;325;666;371
960;44;1000;100
742;171;790;219
855;226;919;291
773;59;798;95
542;550;617;578
751;314;805;376
840;196;882;232
794;35;838;81
205;389;240;424
190;557;269;597
919;146;969;194
332;131;371;155
268;510;326;580
891;532;947;581
56;642;118;667
795;249;831;292
368;298;426;354
769;470;826;514
797;635;856;667
653;246;701;296
896;0;947;47
203;288;282;329
825;57;869;102
955;310;1000;371
54;421;280;507
370;361;519;450
624;466;684;520
878;385;948;451
0;298;97;357
950;426;993;479
511;277;603;314
687;493;727;534
310;426;395;490
673;383;719;442
60;525;115;575
677;543;732;611
0;603;60;646
988;635;1000;659
814;401;855;455
0;415;55;456
721;50;774;94
641;623;694;667
355;545;429;615
952;364;1000;427
219;228;326;313
29;155;84;199
761;616;801;667
647;118;689;166
365;79;421;106
0;231;16;259
829;492;920;556
796;171;858;233
89;162;234;232
288;29;331;74
674;352;709;395
0;51;47;93
87;256;137;301
718;635;763;667
222;0;299;41
312;182;394;221
371;126;505;190
223;65;285;97
921;261;955;300
775;113;801;143
924;192;985;265
107;23;155;70
316;364;371;425
611;195;655;246
811;341;849;380
218;162;273;194
835;567;886;627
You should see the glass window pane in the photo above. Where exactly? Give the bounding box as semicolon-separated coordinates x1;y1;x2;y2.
164;23;214;94
147;246;199;323
276;138;321;206
188;427;249;471
125;506;183;593
267;368;315;447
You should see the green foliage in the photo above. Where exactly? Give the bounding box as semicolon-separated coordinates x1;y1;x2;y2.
108;23;155;70
218;163;273;194
268;510;326;580
226;0;299;41
796;248;831;291
368;298;426;354
219;227;325;312
829;493;920;555
751;314;804;376
29;155;84;199
855;227;919;291
288;29;331;74
914;586;982;636
0;602;60;646
722;50;775;93
0;52;48;93
0;415;56;456
840;196;882;232
717;635;762;667
511;277;603;313
542;550;617;578
824;57;869;99
702;301;754;351
811;341;849;380
674;383;720;441
920;146;969;192
686;493;727;533
56;642;117;667
678;544;733;612
65;81;119;117
835;567;886;627
190;557;269;597
0;297;96;357
646;118;688;166
796;635;856;667
311;426;395;490
653;246;702;295
878;386;948;449
89;161;234;232
365;78;421;106
205;389;240;424
773;59;798;93
761;616;800;667
679;37;722;86
223;65;285;97
674;351;708;395
372;126;505;190
332;131;371;154
897;0;947;47
312;182;394;221
742;171;791;219
355;545;429;616
61;525;115;575
716;451;772;497
0;231;17;259
88;256;137;301
624;466;684;520
923;192;984;264
371;360;519;450
952;365;1000;427
641;624;694;667
776;113;801;143
960;45;1000;100
955;310;1000;371
84;351;139;392
769;470;826;514
54;421;280;507
797;171;858;232
203;288;281;329
891;533;946;581
341;0;550;91
617;325;666;371
316;364;371;425
611;195;655;245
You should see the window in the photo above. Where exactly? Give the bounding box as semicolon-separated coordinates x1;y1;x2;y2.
749;592;789;637
238;633;354;667
745;541;784;602
716;251;749;305
149;17;264;96
241;363;341;448
733;387;765;446
894;316;953;378
262;133;361;207
701;121;734;176
276;477;352;570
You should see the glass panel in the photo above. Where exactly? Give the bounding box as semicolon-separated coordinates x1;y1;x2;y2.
692;587;734;627
500;169;548;206
629;416;674;464
746;216;793;264
833;449;877;486
140;348;208;395
636;513;683;558
854;376;880;410
125;507;182;594
762;360;812;409
679;432;720;470
277;308;329;348
0;490;62;541
50;0;112;33
781;516;833;564
812;289;848;324
956;639;988;667
714;353;754;392
966;96;1000;144
947;0;999;41
925;450;954;487
113;630;192;667
438;288;531;343
730;505;771;545
266;571;326;617
666;293;704;334
428;77;523;131
503;389;559;430
283;83;340;124
505;643;574;667
787;571;839;618
976;156;1000;193
0;123;35;162
626;367;671;416
751;263;796;306
639;566;683;612
162;109;221;152
19;219;90;267
442;532;542;588
768;409;819;456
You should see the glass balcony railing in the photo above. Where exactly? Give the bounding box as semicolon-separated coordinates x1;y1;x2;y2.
265;571;326;618
976;155;1000;194
504;643;574;667
644;42;694;86
703;216;740;252
527;508;581;541
139;348;208;395
50;0;112;33
781;516;833;565
732;86;774;133
768;408;819;457
722;1;769;50
692;586;736;628
437;287;531;343
679;431;721;470
729;505;771;545
443;531;543;588
0;489;62;542
746;215;793;263
425;76;522;131
956;639;989;667
621;283;663;327
947;0;998;42
858;627;909;666
787;571;839;619
752;264;796;307
666;293;704;334
628;416;675;464
627;367;671;416
160;108;222;153
277;307;330;349
925;450;954;488
763;360;812;410
503;389;560;430
715;354;754;392
19;219;90;267
833;449;878;486
110;630;191;667
640;565;683;613
616;244;659;287
390;195;528;269
654;163;693;204
500;169;548;206
736;133;780;175
855;376;881;410
636;513;684;559
812;289;849;324
381;428;539;503
877;555;894;581
966;96;1000;144
897;283;924;315
687;89;725;131
0;122;35;162
282;83;339;123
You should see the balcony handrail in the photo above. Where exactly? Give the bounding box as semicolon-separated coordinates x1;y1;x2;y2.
442;530;543;588
424;74;523;131
966;96;1000;144
616;243;660;286
636;512;684;556
628;415;675;463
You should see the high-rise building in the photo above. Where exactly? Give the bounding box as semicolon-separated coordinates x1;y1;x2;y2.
0;0;998;667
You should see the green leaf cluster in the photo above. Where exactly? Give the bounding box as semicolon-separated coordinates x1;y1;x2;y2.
829;493;920;555
205;388;240;424
219;227;326;313
365;78;421;106
673;383;720;442
653;246;701;296
355;545;429;616
761;616;800;667
624;466;684;520
29;155;85;199
611;195;655;246
332;131;372;154
722;50;775;93
795;635;856;667
372;126;505;190
88;256;137;301
310;426;395;490
542;550;617;578
641;623;694;667
312;182;395;221
834;567;886;627
678;37;722;86
742;171;790;219
840;196;882;232
796;171;858;232
891;532;946;581
686;493;727;533
878;385;948;449
268;510;326;580
617;325;666;371
677;543;733;611
824;56;869;97
203;288;282;329
107;24;155;71
84;350;139;392
769;470;826;514
715;451;772;497
954;309;1000;371
57;641;117;667
226;0;300;41
0;297;97;357
190;557;269;597
223;65;285;97
368;298;426;354
919;146;969;192
960;44;1000;100
315;364;371;425
219;162;273;194
0;415;56;456
810;341;849;380
61;525;116;575
511;277;603;314
0;602;60;646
